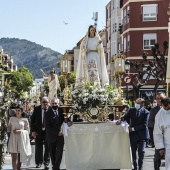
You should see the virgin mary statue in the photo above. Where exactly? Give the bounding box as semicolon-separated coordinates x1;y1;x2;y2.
75;25;109;87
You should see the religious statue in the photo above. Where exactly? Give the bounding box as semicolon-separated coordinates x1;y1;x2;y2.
75;25;109;87
40;68;60;101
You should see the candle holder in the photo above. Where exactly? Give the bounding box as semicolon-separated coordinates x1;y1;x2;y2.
60;51;73;119
111;52;126;105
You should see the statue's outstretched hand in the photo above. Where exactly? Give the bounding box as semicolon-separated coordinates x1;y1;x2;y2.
40;69;43;72
86;49;90;53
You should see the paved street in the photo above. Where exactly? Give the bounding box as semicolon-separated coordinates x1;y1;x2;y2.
3;145;165;170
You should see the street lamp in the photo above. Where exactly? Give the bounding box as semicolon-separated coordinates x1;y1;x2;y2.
60;51;73;121
113;52;126;88
60;52;73;105
125;60;130;99
61;53;72;75
110;52;126;105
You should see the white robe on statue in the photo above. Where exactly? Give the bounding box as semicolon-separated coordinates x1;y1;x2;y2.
153;108;170;170
75;32;109;87
48;74;60;101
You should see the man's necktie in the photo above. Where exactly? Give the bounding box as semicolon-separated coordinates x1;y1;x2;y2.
136;110;140;117
54;110;58;123
42;109;46;128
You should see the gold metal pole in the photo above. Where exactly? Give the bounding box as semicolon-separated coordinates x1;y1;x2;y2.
167;83;169;97
167;5;170;97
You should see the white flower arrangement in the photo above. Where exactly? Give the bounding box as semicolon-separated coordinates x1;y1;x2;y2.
71;82;120;112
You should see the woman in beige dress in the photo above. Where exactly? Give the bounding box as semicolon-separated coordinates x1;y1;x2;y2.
7;105;31;170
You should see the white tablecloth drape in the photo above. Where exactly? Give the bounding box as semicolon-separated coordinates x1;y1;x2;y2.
64;122;133;170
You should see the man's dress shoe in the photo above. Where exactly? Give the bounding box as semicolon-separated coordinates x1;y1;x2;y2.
44;165;49;170
36;164;42;168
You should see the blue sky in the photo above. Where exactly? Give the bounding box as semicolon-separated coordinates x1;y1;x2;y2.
0;0;109;54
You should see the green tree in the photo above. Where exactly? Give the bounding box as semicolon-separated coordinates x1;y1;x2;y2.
9;66;33;98
43;80;49;95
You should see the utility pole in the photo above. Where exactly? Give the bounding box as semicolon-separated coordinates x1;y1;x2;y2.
92;12;98;29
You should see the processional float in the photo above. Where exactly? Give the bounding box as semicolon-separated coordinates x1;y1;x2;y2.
59;51;128;122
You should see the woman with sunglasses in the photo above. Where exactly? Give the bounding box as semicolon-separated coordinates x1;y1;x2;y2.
7;105;32;170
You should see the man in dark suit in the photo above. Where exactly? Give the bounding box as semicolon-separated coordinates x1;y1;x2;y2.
117;98;149;170
31;97;50;169
148;92;166;170
45;98;65;170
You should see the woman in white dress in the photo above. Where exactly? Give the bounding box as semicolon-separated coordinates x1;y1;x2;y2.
75;25;109;87
7;105;31;170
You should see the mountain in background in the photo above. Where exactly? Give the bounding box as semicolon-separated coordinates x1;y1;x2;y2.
0;38;62;79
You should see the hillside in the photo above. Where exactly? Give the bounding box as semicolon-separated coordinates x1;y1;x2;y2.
0;38;62;79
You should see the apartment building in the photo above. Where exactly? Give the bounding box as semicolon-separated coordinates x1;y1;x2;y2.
106;1;111;82
121;0;169;98
0;46;17;72
106;0;123;84
0;46;17;99
106;0;169;98
122;0;169;58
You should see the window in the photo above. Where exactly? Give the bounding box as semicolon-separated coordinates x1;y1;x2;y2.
124;37;126;52
127;6;130;23
143;33;156;50
112;18;115;33
115;23;117;32
112;24;114;33
120;0;123;8
106;53;108;65
112;0;115;9
112;42;117;56
123;9;126;24
106;9;109;20
127;35;130;50
142;4;158;21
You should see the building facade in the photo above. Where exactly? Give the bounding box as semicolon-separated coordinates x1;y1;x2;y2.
106;0;169;99
0;46;18;103
106;0;123;84
122;0;169;58
121;0;169;98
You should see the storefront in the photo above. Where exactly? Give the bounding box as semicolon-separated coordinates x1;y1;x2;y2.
139;89;166;100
